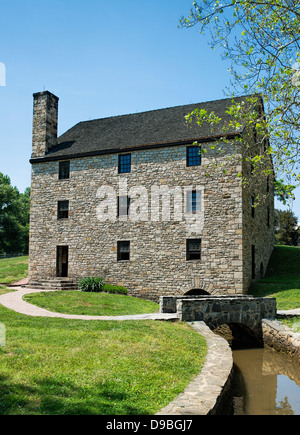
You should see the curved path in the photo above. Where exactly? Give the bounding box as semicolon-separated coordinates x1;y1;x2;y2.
0;287;179;321
1;287;299;320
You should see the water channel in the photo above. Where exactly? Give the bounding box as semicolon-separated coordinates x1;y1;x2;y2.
214;324;300;415
231;347;300;415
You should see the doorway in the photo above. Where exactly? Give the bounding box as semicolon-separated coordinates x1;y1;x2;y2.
56;246;69;277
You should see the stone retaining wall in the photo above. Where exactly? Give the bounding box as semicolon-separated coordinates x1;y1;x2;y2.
262;318;300;360
157;321;233;415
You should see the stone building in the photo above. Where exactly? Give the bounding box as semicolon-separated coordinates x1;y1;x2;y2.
28;91;274;301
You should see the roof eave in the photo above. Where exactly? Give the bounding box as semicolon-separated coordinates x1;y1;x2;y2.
29;132;242;164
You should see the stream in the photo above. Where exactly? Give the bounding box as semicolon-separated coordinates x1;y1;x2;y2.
231;347;300;415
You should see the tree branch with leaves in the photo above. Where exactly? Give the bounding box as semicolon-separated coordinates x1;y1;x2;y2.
180;0;300;200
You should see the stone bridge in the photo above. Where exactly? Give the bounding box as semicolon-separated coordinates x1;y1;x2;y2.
160;295;277;345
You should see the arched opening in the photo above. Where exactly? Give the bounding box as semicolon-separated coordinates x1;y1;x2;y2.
212;323;262;350
184;288;211;296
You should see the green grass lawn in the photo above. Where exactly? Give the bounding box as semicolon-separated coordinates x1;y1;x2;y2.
0;245;298;415
24;291;159;316
251;246;300;310
0;256;28;285
0;305;207;415
0;256;207;415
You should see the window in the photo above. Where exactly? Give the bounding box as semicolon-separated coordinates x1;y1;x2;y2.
186;239;201;261
117;241;130;261
252;245;256;279
260;262;264;279
118;196;130;217
118;154;131;173
186;190;201;214
59;161;70;180
187;146;201;167
251;196;255;218
57;200;69;219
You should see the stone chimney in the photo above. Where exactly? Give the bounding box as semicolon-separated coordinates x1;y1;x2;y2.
32;91;59;158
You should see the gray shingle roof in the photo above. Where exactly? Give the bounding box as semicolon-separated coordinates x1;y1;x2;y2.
32;95;253;162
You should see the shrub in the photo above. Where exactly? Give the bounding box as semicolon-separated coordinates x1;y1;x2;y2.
103;284;128;295
78;276;104;292
78;278;128;295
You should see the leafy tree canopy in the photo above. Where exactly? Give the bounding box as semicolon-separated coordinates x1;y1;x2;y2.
274;209;299;246
181;0;300;201
0;173;30;254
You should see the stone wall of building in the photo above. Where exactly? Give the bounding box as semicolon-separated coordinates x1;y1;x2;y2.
241;127;275;292
29;141;249;301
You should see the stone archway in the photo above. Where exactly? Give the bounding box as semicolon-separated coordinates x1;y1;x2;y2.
204;311;264;348
160;295;277;345
213;322;262;349
191;277;215;295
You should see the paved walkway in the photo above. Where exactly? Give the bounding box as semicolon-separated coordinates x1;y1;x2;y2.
0;286;299;320
0;287;179;321
277;308;300;317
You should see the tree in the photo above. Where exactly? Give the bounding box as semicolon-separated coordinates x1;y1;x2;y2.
180;1;300;199
0;173;30;254
274;209;299;246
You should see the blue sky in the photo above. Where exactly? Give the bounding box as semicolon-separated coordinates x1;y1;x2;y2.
0;0;299;219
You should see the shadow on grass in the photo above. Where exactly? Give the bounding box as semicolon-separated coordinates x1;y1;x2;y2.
0;374;145;415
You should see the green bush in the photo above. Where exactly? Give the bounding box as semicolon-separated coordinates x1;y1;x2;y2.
78;277;128;295
78;277;104;292
103;284;128;295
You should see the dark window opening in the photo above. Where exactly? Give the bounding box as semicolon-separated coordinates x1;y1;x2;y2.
260;262;264;279
252;245;255;279
186;239;201;261
186;190;201;214
187;146;201;167
59;161;70;180
117;241;130;261
58;200;69;220
118;196;130;217
251;196;255;218
118;154;131;174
